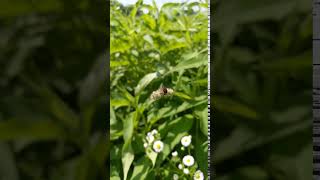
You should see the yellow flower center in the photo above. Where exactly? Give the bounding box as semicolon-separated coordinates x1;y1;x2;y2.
195;172;201;178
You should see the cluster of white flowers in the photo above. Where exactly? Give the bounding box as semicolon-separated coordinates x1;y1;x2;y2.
170;135;205;180
143;129;164;153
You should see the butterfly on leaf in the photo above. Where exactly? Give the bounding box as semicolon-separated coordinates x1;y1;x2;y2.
150;86;174;100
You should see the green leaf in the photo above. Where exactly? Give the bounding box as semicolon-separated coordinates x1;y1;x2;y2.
157;115;194;163
134;71;163;95
130;157;152;180
111;98;131;109
122;140;134;180
111;165;121;180
111;60;130;68
195;107;208;136
161;42;188;54
148;99;207;124
194;141;208;177
214;96;258;120
165;52;207;74
260;51;311;72
110;106;123;141
173;91;192;100
118;86;135;105
0;0;63;17
0;120;65;141
111;38;131;54
146;148;158;167
121;111;136;180
141;14;156;30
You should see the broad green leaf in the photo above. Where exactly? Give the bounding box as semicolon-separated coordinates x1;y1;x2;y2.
0;120;65;141
130;0;143;19
110;60;130;68
141;14;156;30
148;99;207;124
130;157;152;180
165;53;207;75
122;112;135;142
260;51;311;72
194;140;208;177
146;148;158;167
111;38;131;53
173;91;192;100
161;42;188;54
111;98;131;109
117;86;135;105
121;111;136;180
157;115;194;163
134;71;163;95
110;107;123;141
195;106;208;136
214;96;258;120
0;0;62;17
122;140;134;180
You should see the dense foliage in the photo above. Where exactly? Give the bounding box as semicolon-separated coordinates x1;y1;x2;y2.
110;0;209;179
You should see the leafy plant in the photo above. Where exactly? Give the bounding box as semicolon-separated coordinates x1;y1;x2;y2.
110;0;209;179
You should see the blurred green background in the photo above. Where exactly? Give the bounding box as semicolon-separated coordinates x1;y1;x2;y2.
0;0;108;179
213;0;312;179
0;0;313;179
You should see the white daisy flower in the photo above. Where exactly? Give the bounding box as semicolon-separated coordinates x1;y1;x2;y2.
143;143;148;148
146;134;155;144
171;151;178;157
183;168;189;174
181;135;192;147
178;164;183;169
151;129;158;135
193;170;204;180
142;8;149;14
173;174;179;180
153;140;164;153
182;155;195;167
